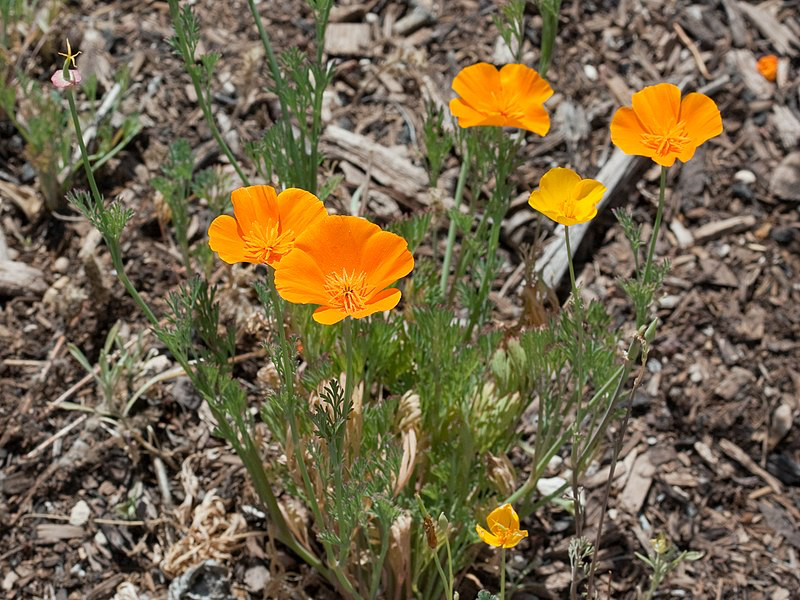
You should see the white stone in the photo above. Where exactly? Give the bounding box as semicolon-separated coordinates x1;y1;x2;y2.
69;499;91;526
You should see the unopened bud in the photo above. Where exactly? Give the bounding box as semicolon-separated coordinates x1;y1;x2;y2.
651;532;669;555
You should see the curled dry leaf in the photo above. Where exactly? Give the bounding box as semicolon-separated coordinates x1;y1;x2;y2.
161;490;246;578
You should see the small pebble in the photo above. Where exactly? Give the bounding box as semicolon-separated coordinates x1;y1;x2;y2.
53;256;70;273
658;294;681;309
734;169;756;185
583;64;598;81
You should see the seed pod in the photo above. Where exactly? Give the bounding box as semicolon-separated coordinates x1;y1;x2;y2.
423;515;437;549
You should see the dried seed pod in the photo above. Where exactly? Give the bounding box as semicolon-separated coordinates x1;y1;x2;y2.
423;515;437;549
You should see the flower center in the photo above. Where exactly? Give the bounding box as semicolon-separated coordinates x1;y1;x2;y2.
324;269;372;315
561;198;577;219
492;90;525;121
242;222;294;264
640;120;691;157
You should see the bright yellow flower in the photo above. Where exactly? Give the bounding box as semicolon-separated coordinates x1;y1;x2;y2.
527;167;606;226
476;503;528;549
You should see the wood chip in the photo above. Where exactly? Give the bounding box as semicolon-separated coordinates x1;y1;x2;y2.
322;125;428;201
718;438;783;494
36;524;85;542
770;151;800;202
0;260;47;297
693;215;756;243
737;2;799;56
619;452;654;514
324;23;373;56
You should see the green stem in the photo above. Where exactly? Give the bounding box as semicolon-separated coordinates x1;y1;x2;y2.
66;91;103;206
642;166;667;284
440;146;470;297
343;318;355;419
432;549;450;600
368;519;391;600
445;536;454;599
500;547;507;600
564;226;584;541
267;273;361;600
585;356;647;597
168;0;249;186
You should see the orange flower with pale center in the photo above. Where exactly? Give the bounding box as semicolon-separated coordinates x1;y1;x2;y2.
274;215;414;325
208;185;327;266
610;83;723;167
476;503;528;549
528;167;606;226
449;63;553;135
757;55;778;82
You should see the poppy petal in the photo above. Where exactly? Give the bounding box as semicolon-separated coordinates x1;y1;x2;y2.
452;63;502;114
538;167;581;205
358;230;414;291
513;104;551;136
499;64;553;106
573;179;606;219
274;249;330;306
503;529;528;548
679;93;723;150
208;215;248;264
476;524;502;547
312;306;349;325
353;288;402;319
610;106;653;158
276;188;328;235
449;98;493;128
292;215;371;276
231;185;279;231
630;83;681;133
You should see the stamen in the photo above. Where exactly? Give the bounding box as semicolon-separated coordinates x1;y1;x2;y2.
324;269;372;315
640;120;691;157
242;222;294;263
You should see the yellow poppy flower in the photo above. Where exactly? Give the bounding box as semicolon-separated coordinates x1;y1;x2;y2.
476;503;528;549
527;167;606;226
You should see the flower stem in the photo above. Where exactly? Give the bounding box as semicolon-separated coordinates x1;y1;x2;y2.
66;91;103;206
440;146;470;298
500;547;507;600
343;317;354;417
565;225;585;600
642;166;667;284
267;273;362;600
585;347;648;597
432;549;450;600
167;0;249;186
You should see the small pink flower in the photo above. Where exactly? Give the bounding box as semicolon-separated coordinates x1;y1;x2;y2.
51;69;82;89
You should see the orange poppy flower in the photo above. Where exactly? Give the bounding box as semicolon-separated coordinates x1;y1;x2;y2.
449;63;553;135
528;167;606;226
274;215;414;325
609;83;723;167
757;55;778;82
476;503;528;549
208;185;327;266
